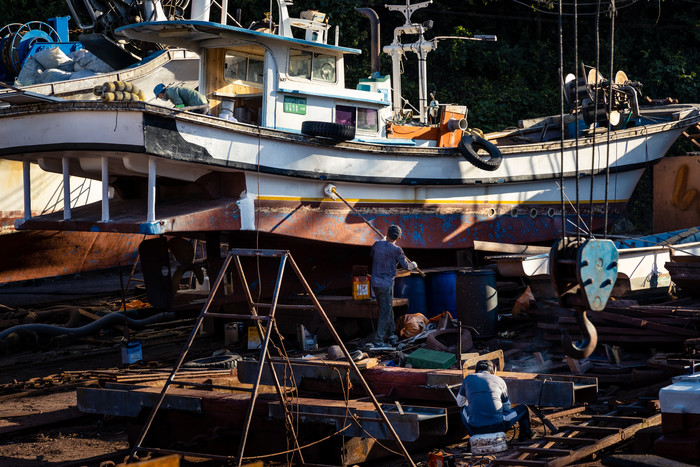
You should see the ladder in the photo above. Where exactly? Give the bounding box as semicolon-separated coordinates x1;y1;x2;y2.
683;122;700;149
126;248;416;466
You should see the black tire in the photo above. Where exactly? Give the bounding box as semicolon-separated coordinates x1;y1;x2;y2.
301;121;355;140
458;134;503;171
183;355;239;369
425;328;473;353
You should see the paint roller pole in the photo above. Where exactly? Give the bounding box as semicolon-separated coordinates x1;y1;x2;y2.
323;184;426;278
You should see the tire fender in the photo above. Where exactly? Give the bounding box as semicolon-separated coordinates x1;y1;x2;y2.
301;121;355;140
458;133;503;171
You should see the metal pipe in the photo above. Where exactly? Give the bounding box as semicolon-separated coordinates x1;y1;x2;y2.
101;156;109;222
62;157;71;220
220;0;228;24
356;8;380;76
619;85;641;117
23;161;30;219
147;157;156;223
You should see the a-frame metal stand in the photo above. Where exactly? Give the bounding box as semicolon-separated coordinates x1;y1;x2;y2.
126;248;416;466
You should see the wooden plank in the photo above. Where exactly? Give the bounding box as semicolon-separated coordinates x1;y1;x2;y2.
571;415;645;424
558;425;622;434
541;436;597;445
490;459;548;466
0;407;88;436
461;349;505;373
518;447;573;456
268;356;378;370
546;414;662;467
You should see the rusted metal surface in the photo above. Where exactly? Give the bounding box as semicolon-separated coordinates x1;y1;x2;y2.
540;302;700;346
236;362;598;407
492;412;662;466
0;230;143;283
14;195;621;249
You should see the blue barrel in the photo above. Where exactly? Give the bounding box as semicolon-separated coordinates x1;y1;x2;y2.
394;273;427;315
456;269;498;337
426;270;457;318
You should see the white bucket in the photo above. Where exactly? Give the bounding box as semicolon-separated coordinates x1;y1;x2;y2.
470;432;507;455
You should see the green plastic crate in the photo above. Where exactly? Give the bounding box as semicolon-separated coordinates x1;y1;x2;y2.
406;347;456;369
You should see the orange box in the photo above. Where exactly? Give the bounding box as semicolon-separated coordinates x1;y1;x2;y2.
352;275;370;300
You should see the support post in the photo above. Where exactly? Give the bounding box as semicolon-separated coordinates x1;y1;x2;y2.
101;156;109;222
147;157;156;223
62;157;71;220
22;161;31;219
220;0;228;24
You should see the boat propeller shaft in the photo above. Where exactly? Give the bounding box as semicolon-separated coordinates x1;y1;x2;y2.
560;310;598;359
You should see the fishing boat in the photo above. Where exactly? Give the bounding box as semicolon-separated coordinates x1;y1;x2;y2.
0;0;698;256
0;3;199;283
491;228;700;298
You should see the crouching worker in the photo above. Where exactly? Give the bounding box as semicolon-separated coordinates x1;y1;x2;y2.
456;360;533;440
154;83;209;114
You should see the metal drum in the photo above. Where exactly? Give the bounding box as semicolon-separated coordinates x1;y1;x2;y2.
456;268;498;337
394;272;427;315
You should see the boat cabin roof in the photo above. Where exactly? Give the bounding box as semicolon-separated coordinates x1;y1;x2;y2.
116;21;361;56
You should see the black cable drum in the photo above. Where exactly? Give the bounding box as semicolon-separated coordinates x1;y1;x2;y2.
455;269;499;338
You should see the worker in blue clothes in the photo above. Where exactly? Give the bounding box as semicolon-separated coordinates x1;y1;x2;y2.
154;83;209;114
370;224;417;346
457;360;533;440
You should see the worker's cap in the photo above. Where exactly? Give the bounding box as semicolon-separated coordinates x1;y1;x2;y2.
153;83;166;96
475;360;494;373
387;224;402;240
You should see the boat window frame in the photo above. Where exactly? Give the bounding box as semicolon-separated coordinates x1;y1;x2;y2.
287;49;337;84
336;105;380;134
223;51;265;85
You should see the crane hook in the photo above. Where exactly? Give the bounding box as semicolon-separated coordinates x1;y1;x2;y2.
561;310;598;359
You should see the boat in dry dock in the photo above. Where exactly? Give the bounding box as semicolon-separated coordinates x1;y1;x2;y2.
0;1;199;283
0;0;699;253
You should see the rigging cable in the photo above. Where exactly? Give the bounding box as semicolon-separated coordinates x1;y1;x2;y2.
589;0;602;231
604;0;617;238
574;0;581;243
558;0;566;240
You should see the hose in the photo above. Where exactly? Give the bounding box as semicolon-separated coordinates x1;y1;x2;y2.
0;311;176;341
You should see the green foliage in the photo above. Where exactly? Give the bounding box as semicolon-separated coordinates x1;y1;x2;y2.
0;1;70;26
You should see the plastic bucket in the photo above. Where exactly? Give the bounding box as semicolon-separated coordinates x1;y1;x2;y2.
426;270;457;318
456;269;498;337
121;340;142;364
394;273;427;315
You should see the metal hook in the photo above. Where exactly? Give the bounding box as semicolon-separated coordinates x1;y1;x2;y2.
561;310;598;359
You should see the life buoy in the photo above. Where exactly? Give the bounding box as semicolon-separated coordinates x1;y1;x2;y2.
458;133;503;171
301;121;355;140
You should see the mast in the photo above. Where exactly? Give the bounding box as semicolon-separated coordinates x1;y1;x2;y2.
383;0;434;123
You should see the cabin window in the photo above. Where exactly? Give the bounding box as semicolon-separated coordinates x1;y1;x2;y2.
336;106;378;132
288;49;336;82
224;53;264;84
336;105;355;127
357;108;378;132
